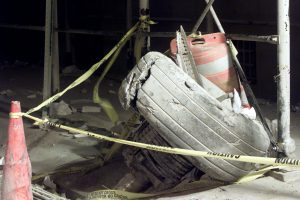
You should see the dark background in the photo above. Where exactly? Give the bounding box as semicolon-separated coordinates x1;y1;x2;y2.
0;0;299;103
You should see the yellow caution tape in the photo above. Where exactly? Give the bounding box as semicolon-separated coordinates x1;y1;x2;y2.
26;22;140;115
14;112;300;168
92;16;155;123
9;112;23;118
134;16;156;63
93;20;142;124
139;15;157;30
235;165;283;183
93;41;127;124
103;113;140;162
11;111;296;199
85;190;154;200
85;177;229;199
133;31;146;63
84;166;286;200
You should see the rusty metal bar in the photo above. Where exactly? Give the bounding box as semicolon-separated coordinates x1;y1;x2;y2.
226;34;278;45
145;32;278;44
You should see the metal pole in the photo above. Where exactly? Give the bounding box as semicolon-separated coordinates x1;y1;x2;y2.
52;0;60;93
139;0;150;51
226;34;278;45
43;0;53;117
0;24;280;44
192;0;215;33
277;0;294;155
206;12;214;33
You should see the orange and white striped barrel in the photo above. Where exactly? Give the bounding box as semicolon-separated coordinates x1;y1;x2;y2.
171;32;240;93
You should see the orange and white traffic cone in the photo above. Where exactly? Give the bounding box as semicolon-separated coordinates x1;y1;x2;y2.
1;101;32;200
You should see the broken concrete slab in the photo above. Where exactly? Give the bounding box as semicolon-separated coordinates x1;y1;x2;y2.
27;94;37;99
81;106;101;113
70;99;94;105
267;168;300;182
73;133;89;138
0;89;15;97
155;175;300;200
43;176;57;190
49;100;73;116
59;132;73;138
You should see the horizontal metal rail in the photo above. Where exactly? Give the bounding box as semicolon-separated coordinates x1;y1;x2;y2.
0;23;278;44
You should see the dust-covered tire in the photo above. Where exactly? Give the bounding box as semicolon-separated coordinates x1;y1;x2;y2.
119;52;270;182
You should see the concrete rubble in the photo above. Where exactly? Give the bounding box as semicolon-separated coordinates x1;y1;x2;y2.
0;89;15;97
49;100;74;116
81;105;101;113
27;94;37;99
43;176;57;190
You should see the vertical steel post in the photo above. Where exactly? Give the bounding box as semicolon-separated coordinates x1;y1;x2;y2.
277;0;293;155
52;0;60;93
206;12;214;33
139;0;150;50
43;0;53;117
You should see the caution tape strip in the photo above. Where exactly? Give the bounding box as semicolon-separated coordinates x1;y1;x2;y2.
10;112;300;168
26;16;156;123
84;164;284;200
26;22;140;115
86;189;154;200
92;35;129;124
